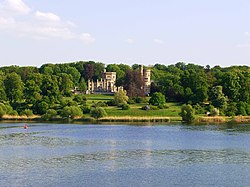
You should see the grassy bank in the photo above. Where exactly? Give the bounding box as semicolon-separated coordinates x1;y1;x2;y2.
1;94;249;124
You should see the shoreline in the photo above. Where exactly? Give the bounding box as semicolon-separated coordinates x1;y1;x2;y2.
1;115;250;124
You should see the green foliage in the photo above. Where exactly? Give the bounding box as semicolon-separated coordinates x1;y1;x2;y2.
114;89;129;105
180;104;195;123
73;94;87;105
0;103;6;118
78;78;87;93
34;101;49;115
119;103;130;110
0;61;249;119
4;72;24;103
141;105;150;110
80;105;91;114
20;109;33;117
61;106;83;119
211;107;220;116
194;104;205;115
90;107;107;119
210;86;228;110
149;92;166;106
42;109;57;120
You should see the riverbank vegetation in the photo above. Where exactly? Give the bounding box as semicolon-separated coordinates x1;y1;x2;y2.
0;61;249;123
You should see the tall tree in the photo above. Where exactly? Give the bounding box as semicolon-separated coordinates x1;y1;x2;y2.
4;72;24;103
123;70;144;97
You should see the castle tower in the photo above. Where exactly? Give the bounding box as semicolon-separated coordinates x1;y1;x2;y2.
143;68;151;95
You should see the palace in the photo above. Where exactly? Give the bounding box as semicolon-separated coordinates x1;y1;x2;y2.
87;65;151;95
87;70;118;94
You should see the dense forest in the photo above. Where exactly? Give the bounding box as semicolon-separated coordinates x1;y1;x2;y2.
0;61;249;119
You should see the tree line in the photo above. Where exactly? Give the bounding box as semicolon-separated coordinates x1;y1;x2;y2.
0;61;249;119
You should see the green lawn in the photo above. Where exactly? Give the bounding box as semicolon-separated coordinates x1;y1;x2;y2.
84;94;182;117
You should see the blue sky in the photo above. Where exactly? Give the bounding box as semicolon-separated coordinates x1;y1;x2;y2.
0;0;250;67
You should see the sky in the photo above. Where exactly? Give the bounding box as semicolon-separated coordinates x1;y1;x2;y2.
0;0;250;68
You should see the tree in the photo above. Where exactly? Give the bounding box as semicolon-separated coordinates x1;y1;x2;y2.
84;63;94;80
0;71;6;101
79;78;87;93
123;70;144;97
42;109;57;120
90;107;107;119
210;86;228;110
61;106;83;119
149;92;166;106
4;72;24;103
114;89;129;105
180;104;195;123
58;73;74;96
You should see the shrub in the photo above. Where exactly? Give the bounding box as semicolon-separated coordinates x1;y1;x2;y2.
211;108;220;116
0;107;5;118
61;106;83;119
114;89;129;105
150;105;159;110
194;104;205;115
106;99;117;106
90;107;107;119
149;92;166;106
73;94;87;104
158;104;169;109
20;109;33;117
92;101;108;108
179;104;195;123
127;98;135;104
42;109;57;120
134;97;147;103
120;103;130;110
80;105;91;114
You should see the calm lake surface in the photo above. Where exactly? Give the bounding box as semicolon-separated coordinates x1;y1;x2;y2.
1;123;250;187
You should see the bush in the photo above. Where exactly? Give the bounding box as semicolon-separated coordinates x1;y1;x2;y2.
150;105;159;110
20;109;33;117
80;105;91;114
61;106;83;119
134;97;147;103
120;103;130;110
180;104;195;123
158;104;169;109
114;89;129;105
42;109;57;120
8;110;18;116
106;99;117;106
149;92;166;106
73;94;87;104
0;107;5;118
90;107;107;119
127;98;135;104
92;101;108;108
211;108;220;116
194;104;205;115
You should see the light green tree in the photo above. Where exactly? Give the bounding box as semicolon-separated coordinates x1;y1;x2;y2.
114;89;129;105
180;104;195;123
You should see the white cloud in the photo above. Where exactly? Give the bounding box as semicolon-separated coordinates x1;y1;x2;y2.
35;11;60;22
3;0;30;14
126;38;134;44
80;33;95;44
153;38;164;44
0;0;95;44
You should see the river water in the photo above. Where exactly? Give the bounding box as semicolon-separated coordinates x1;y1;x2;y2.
0;123;250;187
